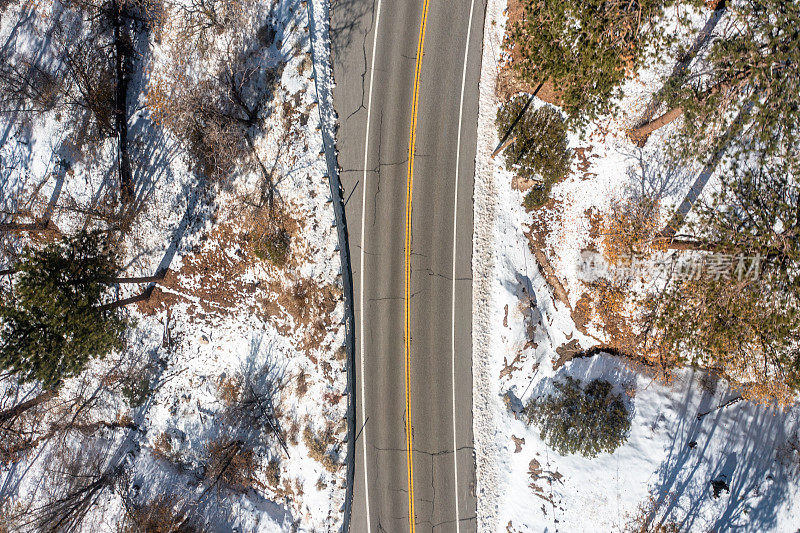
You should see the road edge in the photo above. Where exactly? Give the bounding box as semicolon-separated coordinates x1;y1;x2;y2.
306;2;357;531
472;0;507;529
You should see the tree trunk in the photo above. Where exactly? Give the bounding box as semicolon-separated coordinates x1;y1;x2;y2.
106;269;168;284
248;134;275;212
0;220;49;233
97;286;155;312
491;134;518;159
656;237;785;261
1;270;168;283
697;394;742;420
112;0;133;203
657;102;751;237
656;238;721;252
0;386;60;425
492;81;544;158
628;106;683;145
636;1;726;125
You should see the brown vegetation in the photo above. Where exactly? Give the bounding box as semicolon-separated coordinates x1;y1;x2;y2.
303;427;338;473
204;438;262;492
601;196;661;265
123;494;195;533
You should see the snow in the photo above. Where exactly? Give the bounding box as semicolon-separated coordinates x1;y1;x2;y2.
0;0;346;531
473;1;800;531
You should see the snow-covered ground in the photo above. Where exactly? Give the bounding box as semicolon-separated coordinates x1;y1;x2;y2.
473;1;800;531
0;0;346;531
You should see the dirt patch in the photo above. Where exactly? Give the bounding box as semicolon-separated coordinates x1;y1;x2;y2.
586;207;603;243
553;338;582;369
135;222;258;317
133;204;340;360
573;147;598;179
497;69;562;106
511;174;540;192
572;292;593;333
527;457;563;505
525;206;572;309
586;280;639;354
500;351;524;380
273;279;340;352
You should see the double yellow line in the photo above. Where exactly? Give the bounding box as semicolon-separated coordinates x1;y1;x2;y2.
404;0;430;531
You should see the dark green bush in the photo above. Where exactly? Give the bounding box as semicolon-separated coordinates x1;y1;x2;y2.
524;376;630;458
122;373;153;408
252;228;290;266
496;97;570;208
522;184;553;210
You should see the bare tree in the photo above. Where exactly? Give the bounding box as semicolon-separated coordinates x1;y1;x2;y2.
28;439;125;533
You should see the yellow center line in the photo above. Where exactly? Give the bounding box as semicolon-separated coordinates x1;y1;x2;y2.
405;1;430;531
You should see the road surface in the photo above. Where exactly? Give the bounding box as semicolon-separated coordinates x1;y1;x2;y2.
331;0;484;531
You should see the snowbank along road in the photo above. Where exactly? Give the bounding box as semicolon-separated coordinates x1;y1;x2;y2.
331;0;485;531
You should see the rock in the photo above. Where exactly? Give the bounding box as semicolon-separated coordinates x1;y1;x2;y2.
711;477;730;499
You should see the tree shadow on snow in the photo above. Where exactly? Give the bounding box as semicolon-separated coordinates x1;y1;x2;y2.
651;377;799;532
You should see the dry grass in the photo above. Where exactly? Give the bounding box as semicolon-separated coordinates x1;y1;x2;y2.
573;293;593;332
123;494;195;533
263;458;281;490
217;375;242;406
0;498;14;533
624;494;680;533
204;439;262;492
588;279;639;351
246;207;297;268
274;279;340;352
287;419;300;446
295;372;309;397
136;222;255;317
334;346;347;361
303;427;338;473
151;432;182;464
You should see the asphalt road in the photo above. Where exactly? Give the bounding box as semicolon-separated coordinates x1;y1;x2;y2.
331;0;484;531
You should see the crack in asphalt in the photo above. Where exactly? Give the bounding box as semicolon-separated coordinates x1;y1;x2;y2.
367;296;403;302
332;0;378;123
371;110;384;227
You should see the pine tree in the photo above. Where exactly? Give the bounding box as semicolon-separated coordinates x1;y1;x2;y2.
634;0;800;162
648;157;800;400
0;232;129;388
508;0;689;128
